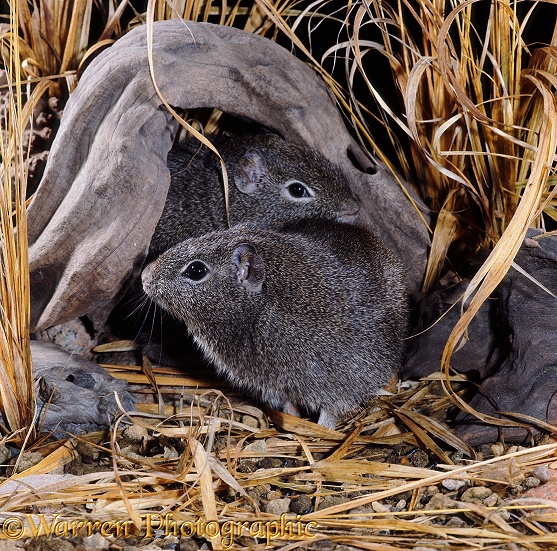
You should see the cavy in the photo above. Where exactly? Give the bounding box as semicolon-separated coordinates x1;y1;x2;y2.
112;132;363;366
142;219;407;427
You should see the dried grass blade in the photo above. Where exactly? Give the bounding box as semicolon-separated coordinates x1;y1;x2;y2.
208;455;247;497
99;0;130;41
146;0;231;225
189;438;222;549
392;410;453;465
60;0;92;74
325;424;363;461
109;443;142;529
421;189;460;292
141;355;164;415
0;2;35;443
264;408;344;438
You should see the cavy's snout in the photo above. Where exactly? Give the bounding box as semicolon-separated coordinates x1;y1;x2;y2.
141;263;157;294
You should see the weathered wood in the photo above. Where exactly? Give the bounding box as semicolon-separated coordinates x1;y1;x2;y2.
28;21;429;331
32;341;135;436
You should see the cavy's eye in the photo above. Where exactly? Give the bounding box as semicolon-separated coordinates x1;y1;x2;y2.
285;180;314;199
182;260;210;281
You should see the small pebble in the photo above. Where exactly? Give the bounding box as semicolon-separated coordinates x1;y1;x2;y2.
424;493;457;511
264;498;291;515
522;476;541;490
494;508;511;521
446;516;467;528
163;445;179;459
442;478;466;491
178;539;200;551
83;533;111;549
258;457;283;469
483;493;500;507
11;451;44;474
476;444;494;460
236;459;257;473
318;495;350;509
75;441;101;463
266;490;283;501
395;490;413;502
350;505;376;520
0;445;12;466
244;439;267;454
371;501;391;513
155;535;180;549
461;486;492;502
450;450;466;464
490;443;505;457
123;424;149;441
241;414;260;428
410;449;429;468
246;484;271;500
423;493;444;510
290;494;313;514
394;499;407;511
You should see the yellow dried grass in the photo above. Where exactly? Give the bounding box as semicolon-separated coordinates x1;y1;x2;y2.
0;375;556;547
338;0;557;294
15;0;128;94
0;3;35;445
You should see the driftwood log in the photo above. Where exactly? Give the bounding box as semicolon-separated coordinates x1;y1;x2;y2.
32;342;134;436
27;20;430;333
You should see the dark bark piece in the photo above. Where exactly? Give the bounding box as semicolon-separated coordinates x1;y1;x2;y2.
404;231;557;445
31;341;135;437
455;233;557;444
403;279;499;379
27;20;429;332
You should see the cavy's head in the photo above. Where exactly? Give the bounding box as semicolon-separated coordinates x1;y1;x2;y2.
230;135;360;225
142;227;266;326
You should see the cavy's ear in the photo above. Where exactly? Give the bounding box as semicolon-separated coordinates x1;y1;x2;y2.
232;244;265;292
235;149;267;194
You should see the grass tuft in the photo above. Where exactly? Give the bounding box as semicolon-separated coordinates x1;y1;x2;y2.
0;2;36;445
316;0;557;293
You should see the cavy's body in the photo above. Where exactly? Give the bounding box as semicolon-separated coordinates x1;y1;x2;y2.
142;220;407;427
149;133;359;259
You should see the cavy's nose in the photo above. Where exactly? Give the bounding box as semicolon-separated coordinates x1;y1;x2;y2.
141;262;159;294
